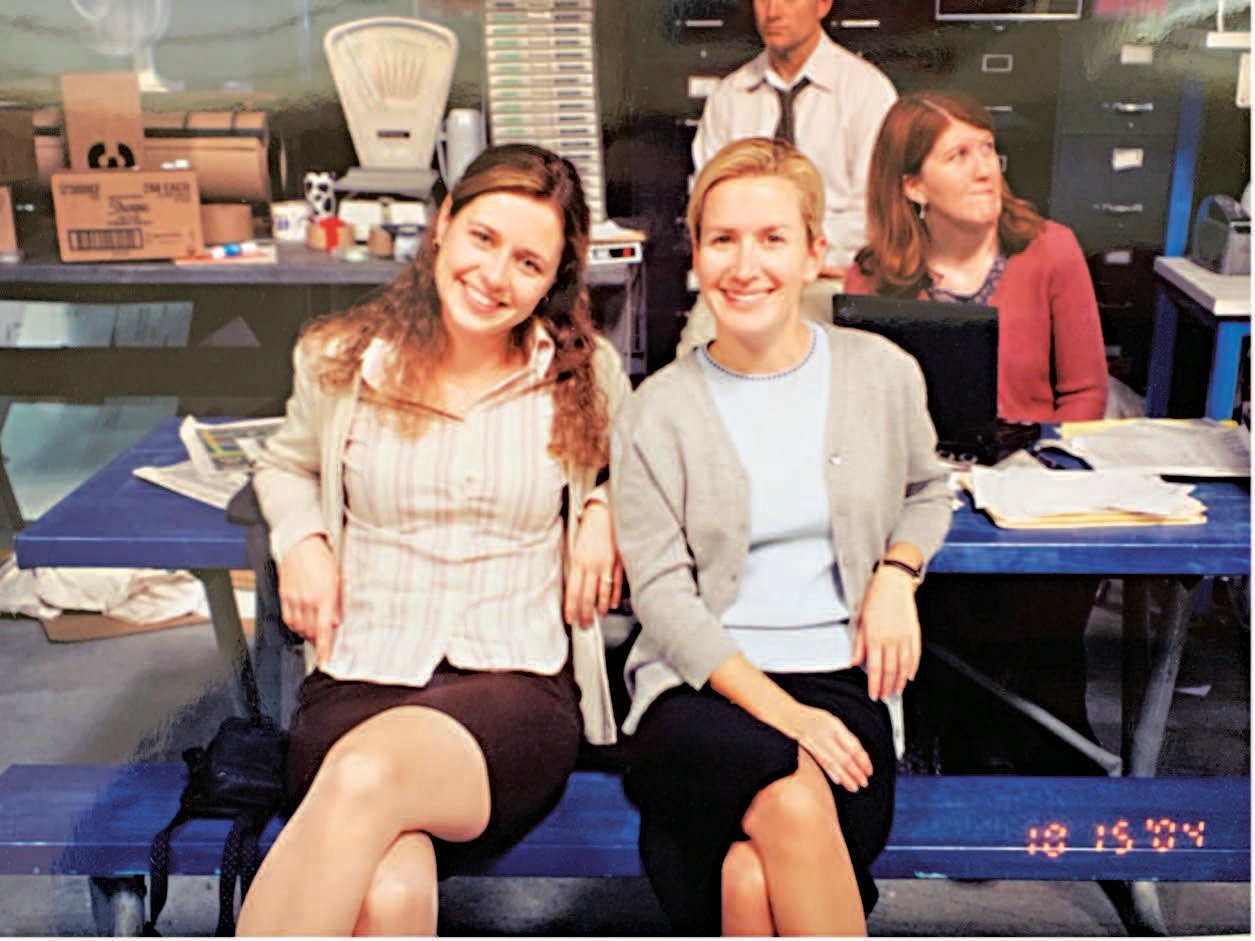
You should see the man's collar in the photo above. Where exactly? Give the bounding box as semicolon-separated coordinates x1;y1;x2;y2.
741;31;837;92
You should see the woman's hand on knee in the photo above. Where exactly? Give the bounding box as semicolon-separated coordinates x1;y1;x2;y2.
277;534;341;666
790;704;872;793
564;501;622;627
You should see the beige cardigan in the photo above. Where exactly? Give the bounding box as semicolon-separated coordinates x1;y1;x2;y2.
253;331;632;745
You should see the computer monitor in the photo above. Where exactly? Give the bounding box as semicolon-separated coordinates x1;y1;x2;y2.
832;293;1001;460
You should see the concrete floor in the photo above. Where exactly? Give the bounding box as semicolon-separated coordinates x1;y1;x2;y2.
0;576;1247;936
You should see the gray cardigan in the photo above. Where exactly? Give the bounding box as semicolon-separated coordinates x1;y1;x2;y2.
610;325;953;751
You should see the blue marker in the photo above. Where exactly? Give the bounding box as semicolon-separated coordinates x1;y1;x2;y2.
209;240;259;259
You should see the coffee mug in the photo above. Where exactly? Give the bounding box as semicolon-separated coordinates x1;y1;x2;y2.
271;200;310;242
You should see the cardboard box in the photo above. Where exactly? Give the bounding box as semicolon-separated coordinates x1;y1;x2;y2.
34;107;275;201
50;169;204;262
0;110;37;184
0;186;16;257
60;72;145;171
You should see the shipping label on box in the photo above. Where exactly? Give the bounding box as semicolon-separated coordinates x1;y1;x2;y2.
50;169;203;262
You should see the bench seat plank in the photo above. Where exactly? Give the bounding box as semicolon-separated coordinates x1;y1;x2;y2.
0;765;1246;883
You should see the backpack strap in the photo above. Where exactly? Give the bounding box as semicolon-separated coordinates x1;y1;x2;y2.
145;805;194;936
215;807;276;936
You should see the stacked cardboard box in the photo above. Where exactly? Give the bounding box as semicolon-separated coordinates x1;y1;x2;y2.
49;73;203;262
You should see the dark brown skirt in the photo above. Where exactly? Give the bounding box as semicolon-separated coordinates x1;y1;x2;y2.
285;661;582;875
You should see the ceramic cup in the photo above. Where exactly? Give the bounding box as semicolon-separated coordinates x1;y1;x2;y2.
270;200;310;242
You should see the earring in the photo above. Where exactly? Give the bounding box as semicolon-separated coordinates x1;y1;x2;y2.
914;202;927;224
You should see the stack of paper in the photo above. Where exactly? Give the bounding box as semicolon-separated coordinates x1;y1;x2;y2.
966;465;1205;529
133;416;281;509
1048;418;1250;477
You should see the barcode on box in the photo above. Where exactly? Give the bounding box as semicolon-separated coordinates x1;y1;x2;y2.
68;228;144;251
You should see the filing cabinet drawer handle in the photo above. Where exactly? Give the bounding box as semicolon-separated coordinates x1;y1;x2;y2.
1105;101;1155;114
837;18;881;28
682;18;724;28
1094;202;1145;215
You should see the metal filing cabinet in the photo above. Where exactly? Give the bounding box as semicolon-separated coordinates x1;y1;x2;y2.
1050;25;1184;253
1048;24;1186;393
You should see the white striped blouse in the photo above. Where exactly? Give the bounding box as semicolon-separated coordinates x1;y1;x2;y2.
321;331;569;686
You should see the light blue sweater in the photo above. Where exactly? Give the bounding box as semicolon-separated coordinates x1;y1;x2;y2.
696;324;852;672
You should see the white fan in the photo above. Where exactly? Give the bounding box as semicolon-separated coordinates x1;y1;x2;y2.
324;17;458;198
70;0;183;93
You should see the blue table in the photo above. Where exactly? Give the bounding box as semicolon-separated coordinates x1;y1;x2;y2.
14;418;1251;933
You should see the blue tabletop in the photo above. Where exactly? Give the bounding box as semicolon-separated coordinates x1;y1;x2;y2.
15;418;1252;577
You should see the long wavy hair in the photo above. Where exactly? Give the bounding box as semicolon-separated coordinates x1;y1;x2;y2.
302;143;608;469
854;89;1046;297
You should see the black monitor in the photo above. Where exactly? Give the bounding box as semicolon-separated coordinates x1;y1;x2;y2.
832;293;1003;461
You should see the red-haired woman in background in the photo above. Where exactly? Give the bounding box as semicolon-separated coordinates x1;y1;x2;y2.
846;89;1108;774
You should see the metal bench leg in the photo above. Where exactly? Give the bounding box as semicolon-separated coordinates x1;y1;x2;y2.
192;567;259;718
1098;879;1167;938
89;875;146;937
1110;575;1201;936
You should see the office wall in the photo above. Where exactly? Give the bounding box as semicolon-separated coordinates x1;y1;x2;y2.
0;1;1248;369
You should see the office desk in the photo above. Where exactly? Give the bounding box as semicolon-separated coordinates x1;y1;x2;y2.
16;417;1249;761
14;421;1250;931
1145;256;1251;419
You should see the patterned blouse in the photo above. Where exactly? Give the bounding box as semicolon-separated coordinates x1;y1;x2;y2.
324;330;568;685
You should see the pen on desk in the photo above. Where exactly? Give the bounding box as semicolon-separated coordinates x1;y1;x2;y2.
209;240;259;260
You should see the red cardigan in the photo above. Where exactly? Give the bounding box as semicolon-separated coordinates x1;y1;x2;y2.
844;221;1108;422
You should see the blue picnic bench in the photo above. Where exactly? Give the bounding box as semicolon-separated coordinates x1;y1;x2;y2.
9;420;1252;935
0;763;1247;935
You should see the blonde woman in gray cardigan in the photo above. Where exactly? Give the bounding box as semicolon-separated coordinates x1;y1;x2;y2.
611;138;952;936
237;145;629;936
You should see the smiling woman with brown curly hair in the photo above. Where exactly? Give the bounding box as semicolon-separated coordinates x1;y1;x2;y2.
236;143;630;936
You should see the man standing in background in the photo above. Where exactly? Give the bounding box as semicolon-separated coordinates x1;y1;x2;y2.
678;0;897;353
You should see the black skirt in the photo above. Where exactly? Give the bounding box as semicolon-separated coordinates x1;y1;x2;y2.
285;662;582;875
623;668;896;935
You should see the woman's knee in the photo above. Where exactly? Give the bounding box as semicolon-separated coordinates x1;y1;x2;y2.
721;839;768;910
359;834;438;932
314;736;404;809
742;753;840;846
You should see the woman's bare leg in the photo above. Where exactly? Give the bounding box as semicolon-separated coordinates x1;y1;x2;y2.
738;750;865;936
236;706;490;936
351;832;438;936
721;839;775;935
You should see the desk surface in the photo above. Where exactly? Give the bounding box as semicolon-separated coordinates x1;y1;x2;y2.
15;419;1252;577
1154;256;1252;317
0;243;638;288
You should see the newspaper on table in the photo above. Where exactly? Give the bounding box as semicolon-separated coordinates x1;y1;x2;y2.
133;416;282;509
1046;418;1251;477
